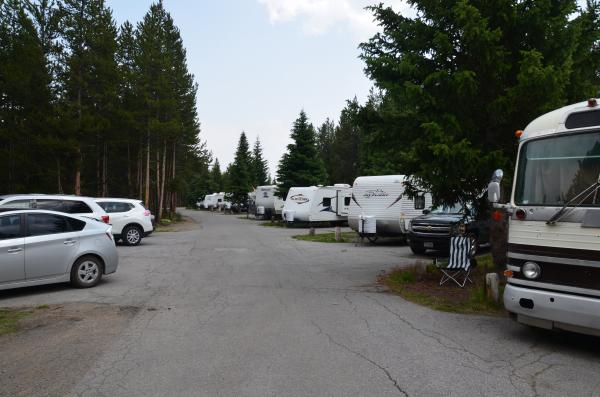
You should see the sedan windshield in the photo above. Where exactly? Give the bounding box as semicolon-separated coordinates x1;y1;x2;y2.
515;131;600;206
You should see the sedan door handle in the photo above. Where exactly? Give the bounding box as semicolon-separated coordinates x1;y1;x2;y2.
63;240;76;245
7;247;23;253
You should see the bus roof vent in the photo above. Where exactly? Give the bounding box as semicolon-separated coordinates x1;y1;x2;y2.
565;109;600;129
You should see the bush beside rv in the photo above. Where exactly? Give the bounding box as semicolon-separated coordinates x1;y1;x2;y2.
282;184;351;224
489;99;600;337
348;175;433;238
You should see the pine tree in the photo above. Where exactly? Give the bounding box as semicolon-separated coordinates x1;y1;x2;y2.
359;1;600;205
330;98;361;184
276;110;327;198
60;0;119;195
210;158;223;192
227;132;253;206
316;118;335;184
251;137;269;186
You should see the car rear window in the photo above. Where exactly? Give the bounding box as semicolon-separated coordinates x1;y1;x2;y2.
0;215;21;240
68;217;86;231
27;213;71;236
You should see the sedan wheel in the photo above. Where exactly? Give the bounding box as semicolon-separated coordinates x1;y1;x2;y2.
71;256;102;288
123;226;142;246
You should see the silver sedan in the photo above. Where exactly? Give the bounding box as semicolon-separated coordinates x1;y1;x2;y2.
0;210;118;291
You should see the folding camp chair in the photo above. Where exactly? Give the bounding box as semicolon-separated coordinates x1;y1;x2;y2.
434;236;474;288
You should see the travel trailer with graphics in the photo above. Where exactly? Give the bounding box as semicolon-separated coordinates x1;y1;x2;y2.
489;99;600;336
348;175;432;238
203;192;229;210
254;185;281;219
282;184;351;224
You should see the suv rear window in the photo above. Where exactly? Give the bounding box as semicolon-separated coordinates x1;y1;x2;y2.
98;202;133;213
35;199;93;214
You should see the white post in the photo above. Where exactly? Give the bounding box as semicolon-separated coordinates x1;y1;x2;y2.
335;226;341;241
485;273;500;302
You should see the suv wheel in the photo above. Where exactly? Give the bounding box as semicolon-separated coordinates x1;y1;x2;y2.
410;241;427;255
123;225;143;246
71;256;103;288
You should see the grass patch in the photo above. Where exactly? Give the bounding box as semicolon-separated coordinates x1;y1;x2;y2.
379;254;505;316
293;231;358;243
0;308;34;336
260;220;285;227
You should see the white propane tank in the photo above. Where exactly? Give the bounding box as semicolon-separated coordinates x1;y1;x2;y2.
257;206;265;215
283;210;295;222
358;215;376;234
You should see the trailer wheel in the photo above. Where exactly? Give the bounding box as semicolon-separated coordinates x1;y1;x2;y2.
366;235;378;244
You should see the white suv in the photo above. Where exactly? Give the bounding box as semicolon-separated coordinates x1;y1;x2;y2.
0;195;110;223
95;198;154;246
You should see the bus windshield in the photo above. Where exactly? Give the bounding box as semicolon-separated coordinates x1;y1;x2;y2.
515;131;600;206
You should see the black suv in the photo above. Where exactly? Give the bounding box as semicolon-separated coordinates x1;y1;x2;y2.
408;203;490;255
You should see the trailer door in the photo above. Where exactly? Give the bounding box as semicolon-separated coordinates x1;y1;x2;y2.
336;189;351;216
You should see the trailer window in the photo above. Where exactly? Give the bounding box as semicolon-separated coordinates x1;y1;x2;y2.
323;197;332;207
515;131;600;206
344;197;351;206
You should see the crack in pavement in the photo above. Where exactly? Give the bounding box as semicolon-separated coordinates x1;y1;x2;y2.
310;320;409;396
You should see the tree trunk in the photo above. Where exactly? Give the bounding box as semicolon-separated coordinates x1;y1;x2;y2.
158;141;167;221
57;157;63;194
102;142;108;197
144;132;150;207
171;142;176;213
74;145;82;196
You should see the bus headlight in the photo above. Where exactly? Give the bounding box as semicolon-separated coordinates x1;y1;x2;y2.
522;262;541;279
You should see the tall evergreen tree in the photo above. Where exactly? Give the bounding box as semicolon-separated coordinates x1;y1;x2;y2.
316;118;335;184
276;110;327;198
210;158;223;192
251;137;269;186
359;1;600;205
330;98;361;184
60;0;119;195
227;132;253;206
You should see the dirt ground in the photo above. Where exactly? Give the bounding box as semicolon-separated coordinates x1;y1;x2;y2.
0;303;139;397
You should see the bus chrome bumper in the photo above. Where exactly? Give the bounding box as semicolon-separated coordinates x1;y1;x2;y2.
504;284;600;337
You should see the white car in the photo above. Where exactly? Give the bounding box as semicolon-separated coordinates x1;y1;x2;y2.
95;198;154;246
0;194;110;224
0;209;118;291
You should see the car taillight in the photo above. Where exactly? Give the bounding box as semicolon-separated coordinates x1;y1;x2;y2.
102;215;110;223
144;210;151;216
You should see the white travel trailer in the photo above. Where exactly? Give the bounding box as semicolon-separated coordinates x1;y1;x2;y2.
489;99;600;336
254;185;280;218
348;175;432;238
203;192;227;210
282;184;351;224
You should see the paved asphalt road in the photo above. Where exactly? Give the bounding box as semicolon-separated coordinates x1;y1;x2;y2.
2;209;600;397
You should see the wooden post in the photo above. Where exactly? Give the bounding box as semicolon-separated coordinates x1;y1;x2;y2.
335;226;341;242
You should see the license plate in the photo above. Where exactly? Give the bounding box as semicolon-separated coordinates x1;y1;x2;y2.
424;242;434;248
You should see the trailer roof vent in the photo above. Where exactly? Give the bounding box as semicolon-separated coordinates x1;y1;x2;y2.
565;109;600;129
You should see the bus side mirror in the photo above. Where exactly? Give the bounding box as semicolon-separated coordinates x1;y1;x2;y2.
487;169;503;203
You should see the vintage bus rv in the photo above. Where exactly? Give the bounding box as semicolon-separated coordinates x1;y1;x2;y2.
488;99;600;336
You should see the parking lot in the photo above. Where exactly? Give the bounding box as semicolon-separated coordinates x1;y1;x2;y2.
1;209;600;397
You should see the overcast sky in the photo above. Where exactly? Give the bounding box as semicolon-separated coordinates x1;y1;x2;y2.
106;0;411;177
